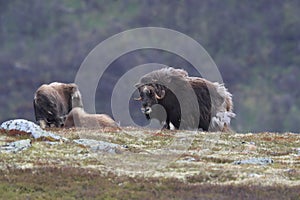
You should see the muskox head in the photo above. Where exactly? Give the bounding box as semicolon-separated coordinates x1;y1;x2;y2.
134;84;166;120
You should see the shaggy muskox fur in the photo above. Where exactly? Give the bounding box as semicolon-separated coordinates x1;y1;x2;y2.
33;82;83;128
135;67;235;131
64;107;120;130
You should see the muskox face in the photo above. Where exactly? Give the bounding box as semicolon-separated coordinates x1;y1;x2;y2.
135;85;165;120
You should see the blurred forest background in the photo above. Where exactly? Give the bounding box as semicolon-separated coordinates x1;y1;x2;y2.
0;0;300;133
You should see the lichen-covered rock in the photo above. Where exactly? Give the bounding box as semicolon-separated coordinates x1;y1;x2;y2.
0;139;31;153
73;139;126;154
0;119;67;141
233;157;274;165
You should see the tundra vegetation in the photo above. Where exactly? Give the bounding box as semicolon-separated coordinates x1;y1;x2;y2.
0;126;299;199
1;1;300;132
1;1;300;199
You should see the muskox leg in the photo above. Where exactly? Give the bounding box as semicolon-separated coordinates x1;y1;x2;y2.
199;118;210;131
162;121;170;130
38;120;47;129
71;89;83;108
161;117;173;130
221;124;234;133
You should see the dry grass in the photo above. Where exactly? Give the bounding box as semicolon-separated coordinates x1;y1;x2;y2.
0;127;300;199
0;166;299;200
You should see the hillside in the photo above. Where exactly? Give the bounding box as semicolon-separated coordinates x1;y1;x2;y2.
1;1;300;199
0;124;299;199
1;1;300;132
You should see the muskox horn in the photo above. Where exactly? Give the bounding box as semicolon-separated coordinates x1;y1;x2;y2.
155;90;165;100
134;96;142;101
134;83;142;88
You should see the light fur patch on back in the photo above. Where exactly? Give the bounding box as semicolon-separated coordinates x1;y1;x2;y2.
49;82;63;86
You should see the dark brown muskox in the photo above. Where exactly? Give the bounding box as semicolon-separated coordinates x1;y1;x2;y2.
33;82;83;128
63;107;120;130
134;67;235;132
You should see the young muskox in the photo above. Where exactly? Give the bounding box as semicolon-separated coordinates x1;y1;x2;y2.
33;82;83;128
64;107;120;130
135;67;235;131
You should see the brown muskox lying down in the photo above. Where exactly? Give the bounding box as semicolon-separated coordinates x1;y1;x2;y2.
64;107;120;130
33;82;83;128
135;67;235;132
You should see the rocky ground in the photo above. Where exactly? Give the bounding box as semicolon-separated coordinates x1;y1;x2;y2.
0;120;299;199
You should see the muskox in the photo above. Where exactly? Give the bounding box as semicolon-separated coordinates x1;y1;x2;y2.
64;107;120;130
33;82;83;128
134;67;235;131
